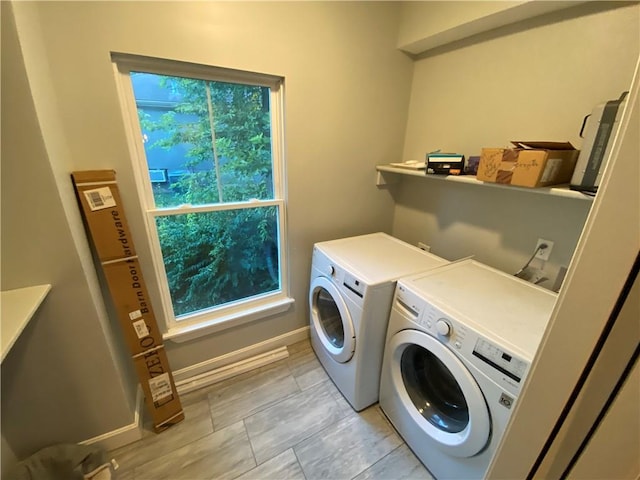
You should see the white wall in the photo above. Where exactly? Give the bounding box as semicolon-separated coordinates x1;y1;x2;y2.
398;1;520;53
398;1;520;45
391;2;639;289
1;2;135;464
396;1;580;54
11;1;413;371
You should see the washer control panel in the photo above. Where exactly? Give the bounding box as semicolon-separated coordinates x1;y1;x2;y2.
472;338;528;384
397;300;472;356
392;281;530;395
435;319;451;336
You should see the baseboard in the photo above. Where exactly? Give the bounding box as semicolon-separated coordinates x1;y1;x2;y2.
172;325;309;385
79;327;310;449
80;386;144;451
175;346;289;395
174;326;310;395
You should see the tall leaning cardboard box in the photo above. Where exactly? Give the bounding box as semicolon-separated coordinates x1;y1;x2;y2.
71;170;184;433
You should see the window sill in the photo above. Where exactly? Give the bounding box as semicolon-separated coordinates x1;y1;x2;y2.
163;297;295;344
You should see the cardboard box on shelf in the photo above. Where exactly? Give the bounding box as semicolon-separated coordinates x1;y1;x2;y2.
477;141;579;188
71;170;183;433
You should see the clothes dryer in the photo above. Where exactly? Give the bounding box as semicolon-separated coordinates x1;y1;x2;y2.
309;233;448;411
379;259;557;479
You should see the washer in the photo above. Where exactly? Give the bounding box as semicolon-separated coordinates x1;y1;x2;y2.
379;259;557;479
309;232;448;411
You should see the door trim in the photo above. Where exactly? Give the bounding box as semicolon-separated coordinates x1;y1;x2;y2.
530;255;640;479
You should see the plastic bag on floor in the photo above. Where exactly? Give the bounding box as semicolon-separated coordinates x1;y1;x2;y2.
6;443;116;480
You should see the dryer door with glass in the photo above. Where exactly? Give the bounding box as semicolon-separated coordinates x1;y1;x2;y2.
388;329;491;458
309;276;356;363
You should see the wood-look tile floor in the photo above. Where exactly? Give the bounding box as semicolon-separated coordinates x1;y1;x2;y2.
109;339;434;480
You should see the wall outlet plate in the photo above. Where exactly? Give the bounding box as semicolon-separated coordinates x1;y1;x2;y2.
535;238;554;261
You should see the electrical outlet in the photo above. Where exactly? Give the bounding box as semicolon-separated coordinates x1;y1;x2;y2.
535;238;554;261
418;242;431;252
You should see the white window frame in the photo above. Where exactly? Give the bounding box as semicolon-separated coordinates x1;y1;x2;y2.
112;53;292;342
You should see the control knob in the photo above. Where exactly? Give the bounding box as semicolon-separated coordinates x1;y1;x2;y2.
326;265;335;276
436;319;452;337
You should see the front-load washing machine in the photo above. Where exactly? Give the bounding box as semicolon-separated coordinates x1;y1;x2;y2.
379;259;557;479
309;232;448;411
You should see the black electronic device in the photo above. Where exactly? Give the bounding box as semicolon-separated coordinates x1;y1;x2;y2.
426;153;465;175
570;92;628;193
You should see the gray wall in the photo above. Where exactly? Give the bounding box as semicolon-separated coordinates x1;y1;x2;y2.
10;1;413;372
7;0;637;460
4;0;414;454
391;2;639;289
1;1;135;466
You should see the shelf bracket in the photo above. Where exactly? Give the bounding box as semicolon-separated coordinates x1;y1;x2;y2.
376;170;399;187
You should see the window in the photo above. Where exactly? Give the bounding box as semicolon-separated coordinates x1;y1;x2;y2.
113;54;291;339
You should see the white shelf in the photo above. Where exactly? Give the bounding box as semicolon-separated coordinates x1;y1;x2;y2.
376;165;594;201
1;284;51;362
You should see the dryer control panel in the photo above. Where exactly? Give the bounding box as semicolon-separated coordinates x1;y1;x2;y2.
343;273;365;298
312;247;367;307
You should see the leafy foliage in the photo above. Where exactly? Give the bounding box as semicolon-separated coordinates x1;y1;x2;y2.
136;74;279;317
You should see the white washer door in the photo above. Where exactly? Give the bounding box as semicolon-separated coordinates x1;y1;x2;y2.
309;276;356;363
388;329;491;458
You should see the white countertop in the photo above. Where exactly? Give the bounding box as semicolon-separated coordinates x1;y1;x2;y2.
1;284;51;362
